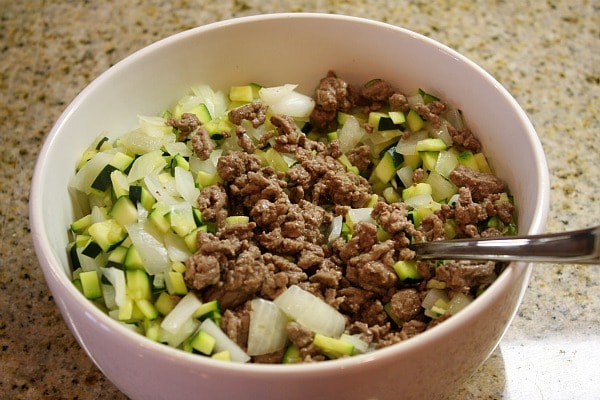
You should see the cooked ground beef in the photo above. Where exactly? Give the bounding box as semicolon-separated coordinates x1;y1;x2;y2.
183;72;516;363
166;112;201;140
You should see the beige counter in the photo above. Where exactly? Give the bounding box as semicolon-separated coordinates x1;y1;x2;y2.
1;1;598;399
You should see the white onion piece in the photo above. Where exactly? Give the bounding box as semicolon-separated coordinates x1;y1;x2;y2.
164;142;193;157
138;115;171;137
101;284;117;310
161;317;199;348
328;215;343;243
247;298;289;356
447;293;473;315
76;247;105;272
164;230;192;262
407;93;424;108
259;84;315;118
199;318;251;363
395;130;428;155
190;84;228;119
103;267;127;307
444;107;465;130
127;150;166;183
421;288;449;311
120;127;176;155
125;222;169;275
426;171;458;202
346;207;375;226
90;205;107;224
396;165;414;188
174;167;200;205
143;173;179;205
404;193;435;210
273;285;345;338
338;115;366;153
160;292;202;334
69;151;113;193
427;120;453;147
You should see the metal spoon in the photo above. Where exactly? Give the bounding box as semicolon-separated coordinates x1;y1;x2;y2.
410;225;600;264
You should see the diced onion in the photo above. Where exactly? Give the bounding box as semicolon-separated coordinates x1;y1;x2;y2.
174;167;200;205
426;171;458;202
427;120;453;147
190;84;228;119
125;222;170;275
421;288;449;312
273;285;345;338
160;317;199;348
337;115;366;153
328;215;343;243
447;293;473;315
138;115;172;137
247;298;289;356
164;142;193;157
164;230;192;262
103;267;127;307
395;130;428;155
259;84;315;118
199;318;251;363
143;173;179;205
120;127;176;155
396;165;414;188
128;150;167;183
340;334;369;354
160;292;202;334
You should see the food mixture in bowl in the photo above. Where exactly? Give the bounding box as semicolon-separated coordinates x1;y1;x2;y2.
67;71;517;364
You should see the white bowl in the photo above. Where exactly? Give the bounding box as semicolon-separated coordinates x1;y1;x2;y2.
30;13;549;400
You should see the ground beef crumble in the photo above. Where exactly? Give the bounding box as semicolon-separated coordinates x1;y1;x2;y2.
183;72;516;363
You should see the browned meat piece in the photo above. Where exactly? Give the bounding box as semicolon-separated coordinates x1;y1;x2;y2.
449;164;506;201
191;126;213;160
228;101;268;128
435;260;497;292
166;112;201;139
388;289;422;325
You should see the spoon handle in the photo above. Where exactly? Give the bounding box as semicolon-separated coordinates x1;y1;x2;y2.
410;226;600;264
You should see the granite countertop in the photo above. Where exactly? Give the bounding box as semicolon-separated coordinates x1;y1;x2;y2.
1;1;598;399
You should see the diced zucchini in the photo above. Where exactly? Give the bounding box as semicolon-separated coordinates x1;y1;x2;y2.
88;219;127;252
190;330;216;355
225;215;250;225
420;151;439;172
129;185;156;211
416;138;447;152
229;85;254;103
170;153;190;173
457;151;479;171
148;207;171;235
70;214;92;234
110;170;130;198
196;170;222;188
106;245;128;269
382;186;401;203
402;182;433;201
473;152;492;173
124;245;144;270
155;291;177;316
109;196;138;226
393;260;422;281
109;152;135;172
313;333;354;359
81;240;103;259
388;111;406;125
373;151;399;183
135;298;159;320
282;344;302;364
126;269;152;301
211;350;231;361
170;203;196;237
401;153;422;170
165;270;188;295
368;112;403;131
188;103;212;124
79;270;102;299
406;109;425;132
418;88;440;104
193;300;220;320
91;164;118;192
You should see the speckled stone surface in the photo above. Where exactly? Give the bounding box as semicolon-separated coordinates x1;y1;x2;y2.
1;1;598;399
